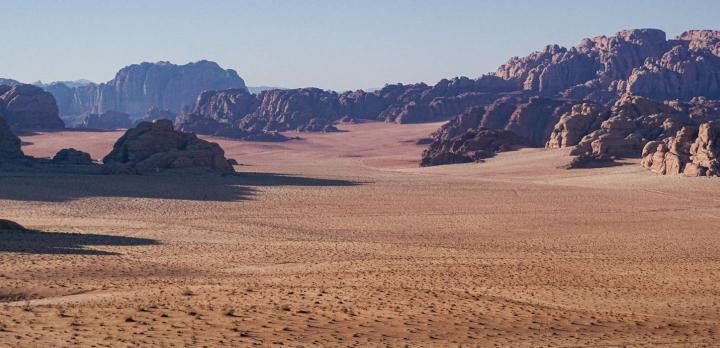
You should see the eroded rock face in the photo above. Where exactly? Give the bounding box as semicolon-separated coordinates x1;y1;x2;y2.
547;103;610;148
79;110;132;130
419;96;570;166
420;128;529;166
641;122;720;176
0;84;64;129
42;60;247;121
102;119;234;175
52;148;93;165
569;95;684;160
0;116;25;165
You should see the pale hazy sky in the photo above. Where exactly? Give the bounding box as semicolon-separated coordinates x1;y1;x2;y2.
1;0;718;90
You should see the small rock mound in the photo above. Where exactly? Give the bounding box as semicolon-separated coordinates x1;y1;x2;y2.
0;219;26;231
53;148;93;165
102;119;234;175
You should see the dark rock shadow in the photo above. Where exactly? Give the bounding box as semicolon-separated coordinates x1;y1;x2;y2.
0;229;159;255
0;171;365;202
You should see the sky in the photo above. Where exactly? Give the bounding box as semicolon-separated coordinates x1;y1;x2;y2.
1;0;718;91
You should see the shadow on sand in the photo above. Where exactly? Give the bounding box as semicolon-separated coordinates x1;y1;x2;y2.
0;171;365;203
0;229;159;255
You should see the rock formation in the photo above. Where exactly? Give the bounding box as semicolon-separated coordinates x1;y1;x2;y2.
0;116;25;166
419;96;576;165
39;60;247;122
420;128;529;166
0;84;64;129
79;110;133;129
641;122;720;176
52;148;93;165
102;119;234;175
0;219;26;231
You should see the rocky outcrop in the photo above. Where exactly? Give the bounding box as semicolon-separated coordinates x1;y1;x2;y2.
52;148;93;165
420;128;529;166
136;107;177;124
0;116;25;166
0;84;64;129
102;119;234;175
40;60;247;122
79;110;132;129
0;219;26;231
419;96;572;166
626;45;720;100
641;122;720;176
569;95;683;160
175;89;287;141
547;103;610;148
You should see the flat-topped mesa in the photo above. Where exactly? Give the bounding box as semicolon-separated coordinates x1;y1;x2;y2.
41;60;247;122
102;119;235;175
0;84;64;129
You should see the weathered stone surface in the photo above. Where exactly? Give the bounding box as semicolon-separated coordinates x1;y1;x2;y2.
52;148;93;165
547;103;610;148
102;119;234;175
79;110;132;129
420;128;529;166
0;116;25;164
0;84;64;129
41;60;247;121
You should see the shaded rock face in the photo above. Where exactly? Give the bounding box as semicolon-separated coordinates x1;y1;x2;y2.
52;148;93;165
0;116;25;165
79;110;132;130
547;103;610;148
0;84;64;129
0;219;26;231
568;95;687;160
137;107;177;124
420;128;529;166
175;89;288;141
420;96;572;166
44;60;247;121
102;119;234;175
641;122;720;176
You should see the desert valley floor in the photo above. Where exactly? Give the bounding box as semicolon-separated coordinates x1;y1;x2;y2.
2;121;720;347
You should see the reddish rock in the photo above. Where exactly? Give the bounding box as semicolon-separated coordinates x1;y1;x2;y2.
103;119;234;175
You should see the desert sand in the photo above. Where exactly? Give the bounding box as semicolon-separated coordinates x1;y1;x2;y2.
2;121;720;347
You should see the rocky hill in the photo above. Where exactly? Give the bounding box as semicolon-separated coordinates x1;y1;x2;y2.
0;84;65;129
420;29;720;176
36;60;247;123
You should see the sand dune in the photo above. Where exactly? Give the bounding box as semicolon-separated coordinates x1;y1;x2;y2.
2;121;720;346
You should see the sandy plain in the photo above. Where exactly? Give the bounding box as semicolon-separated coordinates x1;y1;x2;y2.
2;121;720;347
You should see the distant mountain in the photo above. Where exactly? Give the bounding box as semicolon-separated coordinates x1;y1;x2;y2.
2;60;248;125
247;86;285;94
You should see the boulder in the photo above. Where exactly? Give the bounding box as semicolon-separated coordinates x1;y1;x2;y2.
102;119;234;175
52;148;93;165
